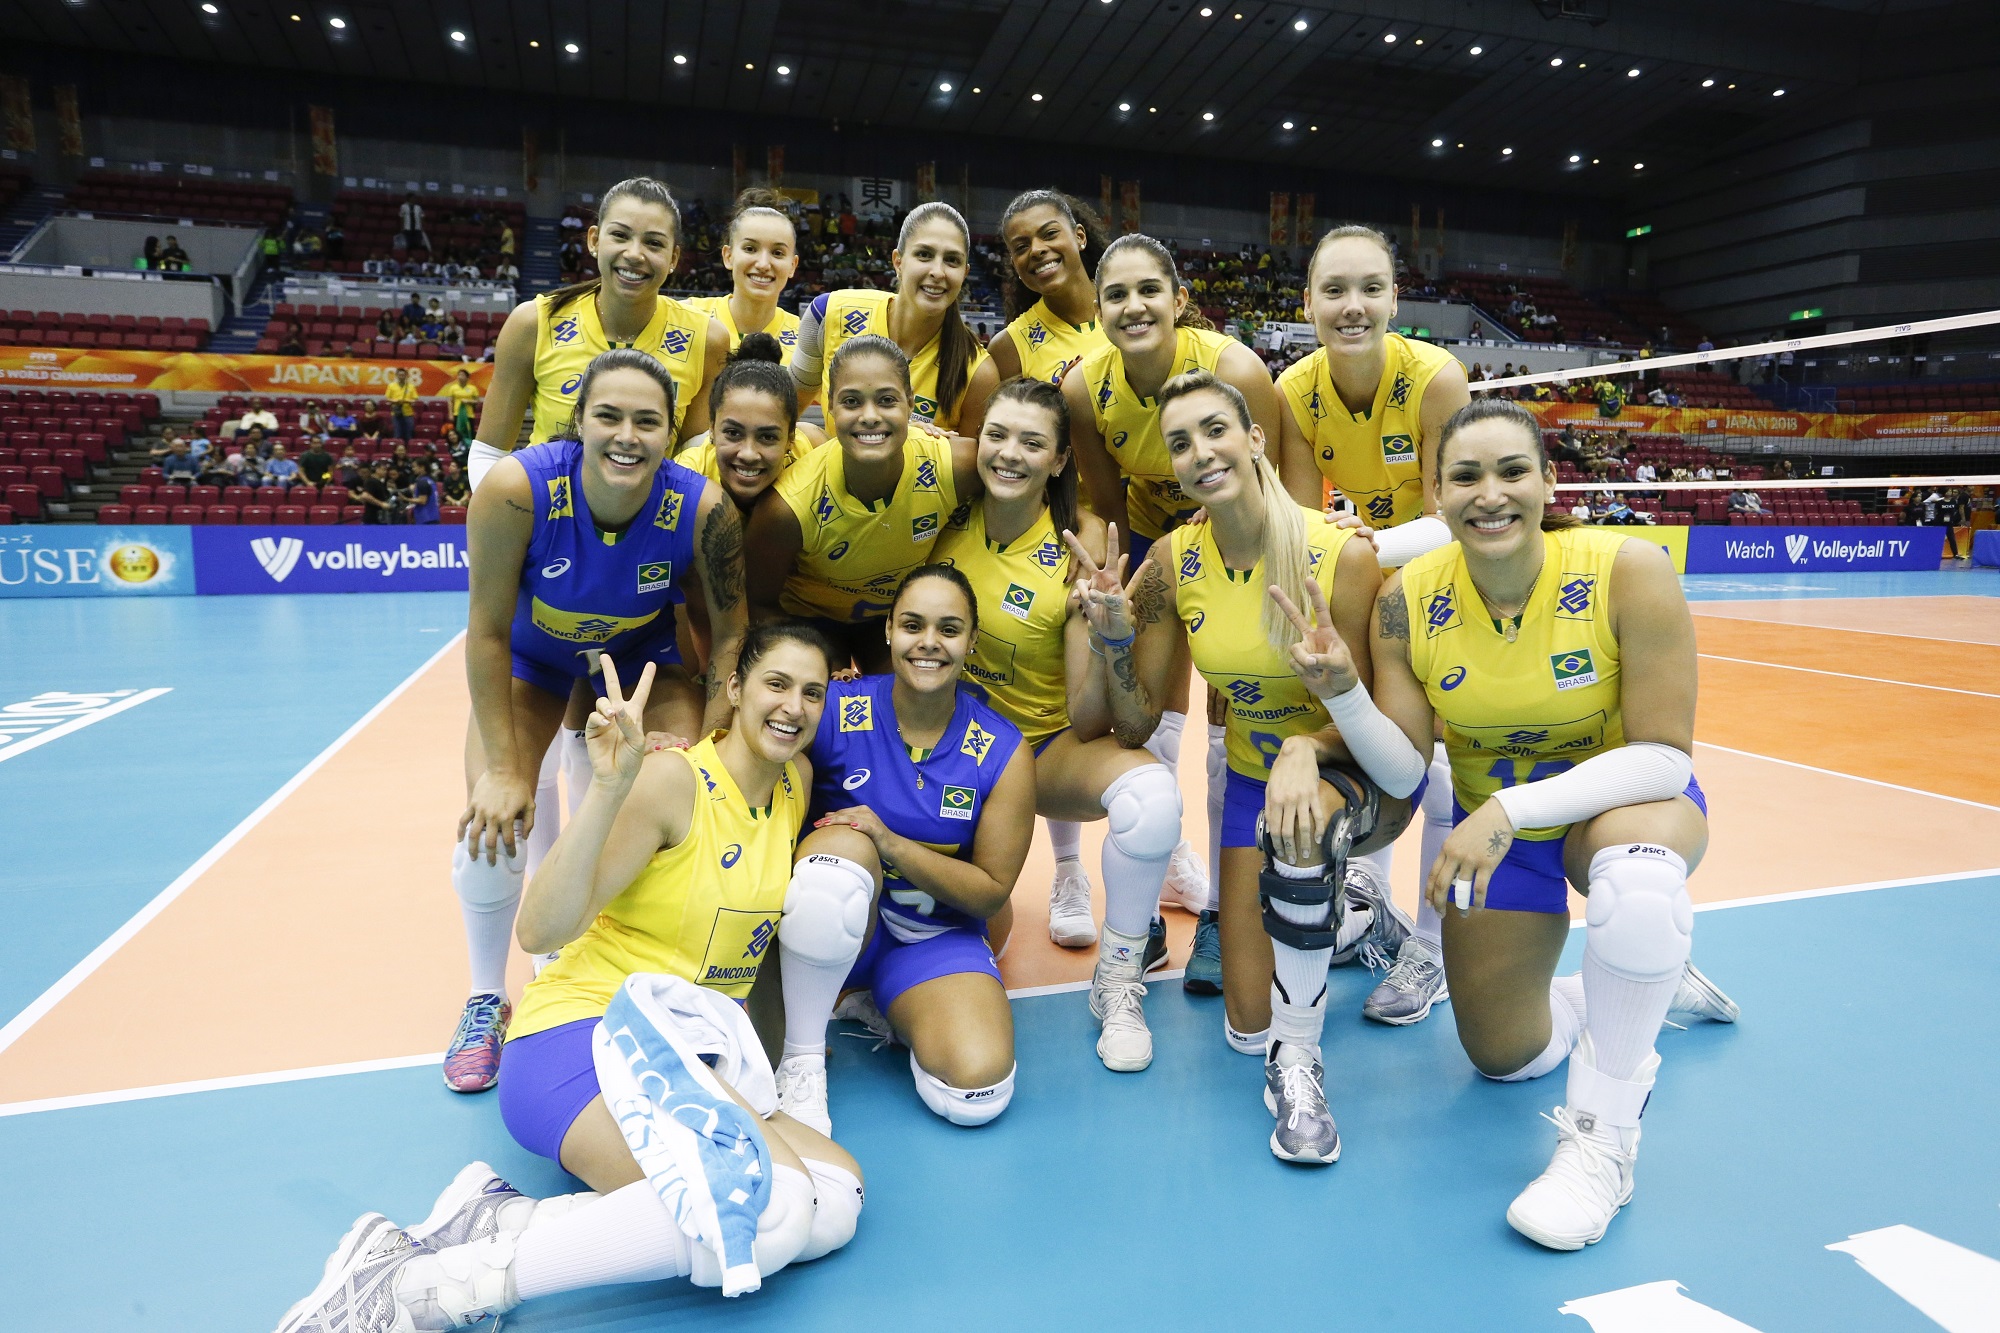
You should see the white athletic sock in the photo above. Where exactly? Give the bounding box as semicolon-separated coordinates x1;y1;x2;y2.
1581;951;1677;1081
1047;818;1083;867
452;841;522;997
513;1182;691;1301
779;856;872;1061
1145;709;1186;770
1267;860;1333;1057
523;738;562;880
1100;828;1170;942
559;727;589;820
1414;748;1453;947
1204;724;1227;912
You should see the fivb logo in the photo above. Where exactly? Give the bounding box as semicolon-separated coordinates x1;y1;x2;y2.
1786;533;1810;565
251;536;305;583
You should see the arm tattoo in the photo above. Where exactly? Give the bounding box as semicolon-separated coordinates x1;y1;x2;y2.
1377;590;1410;642
504;498;533;514
1131;561;1169;626
1485;830;1507;855
700;500;745;614
1110;643;1140;695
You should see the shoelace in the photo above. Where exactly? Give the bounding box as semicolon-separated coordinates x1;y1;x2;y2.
1097;977;1149;1027
451;997;506;1047
1277;1059;1328;1131
1534;1106;1636;1206
1190;920;1221;960
835;996;897;1051
1383;946;1442;993
779;1060;828;1108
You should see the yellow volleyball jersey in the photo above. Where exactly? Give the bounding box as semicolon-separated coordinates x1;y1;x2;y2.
688;294;801;367
1004;298;1105;387
530;290;711;443
675;427;818;489
1172;509;1357;778
934;503;1072;745
819;288;990;430
1401;527;1633;841
773;431;961;621
1081;326;1234;539
1277;333;1458;529
511;736;806;1039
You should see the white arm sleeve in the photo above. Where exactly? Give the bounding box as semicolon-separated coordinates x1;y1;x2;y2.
790;296;827;395
1320;682;1429;798
466;439;508;491
1371;515;1452;569
1490;741;1694;831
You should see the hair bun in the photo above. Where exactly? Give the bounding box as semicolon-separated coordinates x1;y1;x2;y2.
732;331;785;364
735;185;785;213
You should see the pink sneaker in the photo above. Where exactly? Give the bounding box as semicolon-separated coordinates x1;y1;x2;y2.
442;991;511;1093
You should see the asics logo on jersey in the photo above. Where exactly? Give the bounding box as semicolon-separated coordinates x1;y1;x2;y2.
1439;665;1468;690
552;318;580;345
1424;589;1459;635
1368;495;1396;522
1179;547;1203;582
541;558;572;578
743;918;774;958
841;309;870;337
842;768;872;790
827;540;851;561
547;477;574;520
661;329;691;358
1109;430;1129;452
720;843;743;869
1388;372;1412;409
1189;610;1206;633
560;373;584;396
840;696;874;732
915;459;938;492
1557;575;1595;618
1050;355;1082;385
1226;678;1264;705
961;721;996;763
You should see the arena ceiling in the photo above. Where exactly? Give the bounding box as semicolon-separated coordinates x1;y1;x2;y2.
3;0;1989;197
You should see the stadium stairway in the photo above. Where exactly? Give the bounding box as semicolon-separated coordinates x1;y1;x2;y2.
522;216;561;295
1;184;66;259
208;278;280;354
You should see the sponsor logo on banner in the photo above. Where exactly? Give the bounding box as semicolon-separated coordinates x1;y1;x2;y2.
191;527;471;594
0;527;194;598
252;536;305;582
1686;525;1945;573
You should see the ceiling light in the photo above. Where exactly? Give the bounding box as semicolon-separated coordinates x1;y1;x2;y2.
1702;78;1715;87
937;81;950;91
201;3;218;13
564;41;579;53
1293;18;1308;31
1431;137;1444;147
1310;125;1318;131
778;65;791;75
1591;158;1599;164
1772;87;1786;96
1627;67;1641;77
328;16;345;28
1118;101;1130;111
1577;62;1585;68
1414;38;1424;45
1550;57;1562;67
290;13;301;19
1149;106;1158;112
745;62;755;69
1199;6;1212;14
1234;11;1243;17
449;30;465;42
1502;146;1513;155
1456;141;1464;147
529;39;539;47
1727;82;1737;89
1031;92;1043;101
1202;111;1215;120
1382;32;1397;42
672;52;685;63
1568;154;1581;163
1468;45;1482;55
1633;162;1645;169
972;86;982;92
1282;121;1294;130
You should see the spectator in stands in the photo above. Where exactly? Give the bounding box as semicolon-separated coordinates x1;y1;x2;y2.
1633;460;1657;485
235;397;280;436
300;405;330;437
495;258;521;285
229;425;266;472
1570;494;1593;523
196;451;236;490
277;323;307;356
327;404;357;438
140;236;160;270
159;436;201;481
376;309;399;341
440;367;480;441
355;406;385;443
1600;493;1641;525
351;459;400;524
440;318;465;350
325;221;345;261
385;368;419;440
498;220;515;260
401;293;425;326
406;458;440;524
334;445;364;490
263;444;302;489
400;194;430;253
439;460;470;508
149;427;184;463
1696;463;1716;481
300;434;334;488
159;236;190;272
1728;488;1760;515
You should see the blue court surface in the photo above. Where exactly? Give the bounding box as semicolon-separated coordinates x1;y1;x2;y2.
2;573;1996;1331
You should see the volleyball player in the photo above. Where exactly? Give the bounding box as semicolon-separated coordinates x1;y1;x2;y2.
445;351;746;1093
770;565;1036;1133
1107;369;1412;1163
1061;234;1305;992
789;201;991;432
1280;399;1737;1240
747;335;977;672
1275;224;1472;1026
675;333;822;517
276;634;862;1330
936;377;1184;1071
687;186;804;363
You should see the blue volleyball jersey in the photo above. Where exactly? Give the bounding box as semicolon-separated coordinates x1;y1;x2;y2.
807;673;1023;941
508;438;709;675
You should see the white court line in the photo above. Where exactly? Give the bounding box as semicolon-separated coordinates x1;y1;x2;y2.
1694;740;2000;814
0;631;467;1060
8;866;2000;1118
1696;653;2000;700
1691;614;2000;651
0;688;172;763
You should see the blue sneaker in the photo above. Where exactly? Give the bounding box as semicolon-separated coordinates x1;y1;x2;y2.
1183;910;1222;994
443;992;510;1093
1143;913;1169;973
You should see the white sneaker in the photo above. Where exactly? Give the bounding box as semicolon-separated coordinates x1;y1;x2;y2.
1048;863;1097;948
1090;967;1153;1072
1669;962;1739;1023
1158;839;1210;914
775;1053;833;1136
276;1214;431;1333
1506;1034;1657;1250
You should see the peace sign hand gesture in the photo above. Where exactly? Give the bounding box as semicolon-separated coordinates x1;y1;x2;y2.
1064;522;1149;644
1269;578;1359;700
585;653;658;789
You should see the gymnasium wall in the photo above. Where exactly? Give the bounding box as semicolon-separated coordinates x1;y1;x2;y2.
17;218;260;277
0;269;225;325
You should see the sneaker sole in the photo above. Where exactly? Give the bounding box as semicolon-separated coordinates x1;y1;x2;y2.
1048;922;1098;949
1096;1039;1153;1072
1362;983;1449;1026
1506;1201;1612;1251
1676;967;1739;1023
1260;1086;1341;1163
1182;974;1222;996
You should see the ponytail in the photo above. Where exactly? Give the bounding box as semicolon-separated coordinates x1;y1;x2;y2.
896;202;981;425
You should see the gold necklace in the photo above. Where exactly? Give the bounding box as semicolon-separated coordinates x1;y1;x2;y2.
1469;563;1543;643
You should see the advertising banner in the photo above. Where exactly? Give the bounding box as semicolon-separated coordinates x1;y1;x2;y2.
1685;525;1944;573
1269;192;1290;247
1523;401;2000;441
0;525;195;598
53;84;83;158
0;75;33;153
0;347;494;396
1295;193;1315;247
191;526;469;595
308;105;338;177
1120;180;1141;234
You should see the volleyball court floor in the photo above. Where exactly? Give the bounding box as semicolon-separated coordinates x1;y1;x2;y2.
3;570;1997;1331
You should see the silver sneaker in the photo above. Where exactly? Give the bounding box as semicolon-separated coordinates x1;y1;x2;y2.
1262;1049;1340;1164
275;1214;428;1333
405;1163;523;1250
1362;935;1449;1025
1333;864;1412;970
1090;969;1154;1072
1669;962;1739;1023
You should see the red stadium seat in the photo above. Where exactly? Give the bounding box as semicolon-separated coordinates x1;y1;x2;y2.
342;505;365;523
308;504;341;525
120;484;152;505
0;503;11;525
31;466;65;498
189;485;220;507
153;482;187;503
439;505;467;525
133;503;168;523
222;485;255;507
7;483;44;518
53;448;85;480
205;505;239;524
171;504;205;524
274;505;306;525
96;504;133;524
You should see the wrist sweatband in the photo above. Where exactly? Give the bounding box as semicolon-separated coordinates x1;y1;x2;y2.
1372;515;1452;569
467;439;508;491
1490;741;1693;832
1095;627;1136;649
1319;683;1428;797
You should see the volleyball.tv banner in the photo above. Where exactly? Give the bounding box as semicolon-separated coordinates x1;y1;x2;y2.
0;347;493;397
190;527;469;594
1685;525;1945;572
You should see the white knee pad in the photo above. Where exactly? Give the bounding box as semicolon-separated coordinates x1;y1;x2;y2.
1583;843;1693;983
795;1159;864;1262
779;855;874;968
1101;763;1182;862
452;838;524;910
910;1053;1014;1126
688;1163;816;1287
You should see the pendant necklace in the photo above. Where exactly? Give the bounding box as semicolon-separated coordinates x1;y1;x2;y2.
1471;563;1543;643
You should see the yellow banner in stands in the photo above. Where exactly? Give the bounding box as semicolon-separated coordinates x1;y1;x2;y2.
1522;401;2000;441
0;347;494;397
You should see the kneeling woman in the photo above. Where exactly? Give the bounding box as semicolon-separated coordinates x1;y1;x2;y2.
770;565;1036;1133
278;631;862;1330
1304;398;1736;1248
1111;370;1412;1165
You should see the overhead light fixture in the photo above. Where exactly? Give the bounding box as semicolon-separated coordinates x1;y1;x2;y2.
1202;111;1215;120
1310;124;1318;131
1577;62;1586;68
1568;154;1581;163
744;61;754;69
1414;38;1424;45
937;81;950;91
1199;5;1212;14
1293;18;1308;31
1772;87;1786;96
1502;146;1513;155
1591;158;1599;163
1627;67;1641;77
1031;92;1043;101
1727;82;1737;89
778;65;791;75
564;41;579;53
1431;137;1444;147
1118;101;1131;111
1550;57;1562;67
1383;32;1397;42
1468;45;1482;55
200;3;218;14
1633;161;1645;169
328;16;345;28
672;52;685;63
291;13;301;20
449;30;465;42
1282;121;1294;130
972;86;982;93
1702;78;1715;87
1149;106;1158;112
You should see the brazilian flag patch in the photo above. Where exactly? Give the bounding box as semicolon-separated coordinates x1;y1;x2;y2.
1001;582;1034;621
636;560;673;594
1551;649;1599;691
912;512;940;542
1382;433;1417;465
940;785;976;820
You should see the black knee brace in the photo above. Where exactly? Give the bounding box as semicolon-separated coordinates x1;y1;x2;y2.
1257;765;1371;952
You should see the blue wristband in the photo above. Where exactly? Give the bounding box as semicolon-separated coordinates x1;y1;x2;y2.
1095;627;1136;649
